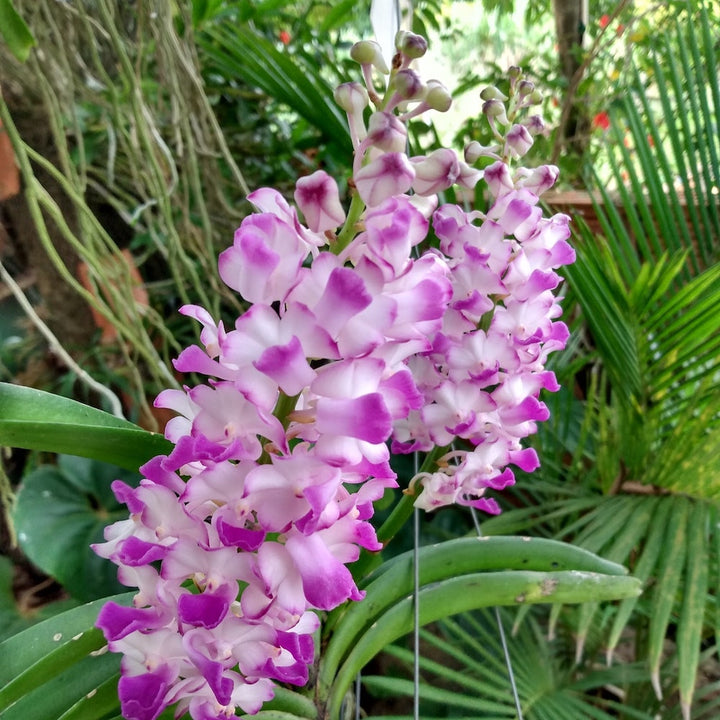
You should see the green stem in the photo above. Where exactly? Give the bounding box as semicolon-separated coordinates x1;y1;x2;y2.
335;446;448;625
274;391;300;430
378;445;446;545
332;191;365;255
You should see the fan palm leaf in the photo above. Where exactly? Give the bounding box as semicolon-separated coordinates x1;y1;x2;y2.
485;4;720;718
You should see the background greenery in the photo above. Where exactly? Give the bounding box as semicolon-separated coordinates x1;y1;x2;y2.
0;1;719;718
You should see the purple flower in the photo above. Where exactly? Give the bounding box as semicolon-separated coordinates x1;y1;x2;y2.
294;170;346;233
354;152;415;206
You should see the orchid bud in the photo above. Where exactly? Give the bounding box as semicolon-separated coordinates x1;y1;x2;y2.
350;40;389;73
483;160;514;198
395;30;428;59
482;99;508;125
411;148;460;196
464;141;484;164
517;80;535;97
528;89;543;105
508;66;522;80
334;82;369;114
456;160;483;190
523;115;547;136
425;79;452;112
515;164;560;196
366;111;407;153
464;140;501;164
294;170;346;233
505;124;534;157
480;85;508;102
392;69;426;101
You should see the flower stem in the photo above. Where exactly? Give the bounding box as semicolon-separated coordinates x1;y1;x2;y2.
332;191;365;254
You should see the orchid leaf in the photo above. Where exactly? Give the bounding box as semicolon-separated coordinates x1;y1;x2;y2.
323;569;641;717
0;0;35;62
0;382;171;471
0;592;132;714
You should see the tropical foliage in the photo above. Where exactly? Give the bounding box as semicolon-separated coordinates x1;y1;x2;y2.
0;1;718;720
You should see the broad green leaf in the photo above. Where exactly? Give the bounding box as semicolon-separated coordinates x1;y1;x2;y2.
322;570;641;717
0;592;132;713
326;535;627;642
0;0;35;62
0;382;171;471
0;651;119;720
13;456;140;601
362;675;513;714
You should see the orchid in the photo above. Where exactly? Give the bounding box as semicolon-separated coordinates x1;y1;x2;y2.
87;29;579;720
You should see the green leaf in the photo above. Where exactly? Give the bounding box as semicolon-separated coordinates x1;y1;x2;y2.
0;382;172;471
319;0;357;31
648;496;689;698
0;0;35;63
323;570;641;718
199;24;350;153
13;456;140;601
0;556;78;643
0;651;119;720
678;500;710;719
606;497;674;663
0;592;132;714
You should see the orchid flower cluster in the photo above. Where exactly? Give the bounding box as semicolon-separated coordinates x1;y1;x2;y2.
93;31;574;720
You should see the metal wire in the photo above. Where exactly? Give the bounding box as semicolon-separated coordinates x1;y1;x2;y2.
412;452;421;720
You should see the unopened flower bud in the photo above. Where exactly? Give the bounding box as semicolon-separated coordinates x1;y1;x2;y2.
480;85;508;102
350;40;389;73
334;82;370;114
425;79;452;112
392;69;426;101
464;141;499;164
464;141;483;164
366;111;407;153
523;115;546;136
515;164;559;196
508;66;522;79
517;80;535;96
395;30;428;59
456;160;483;190
484;160;514;198
411;148;460;196
528;89;543;105
483;99;508;124
505;124;534;157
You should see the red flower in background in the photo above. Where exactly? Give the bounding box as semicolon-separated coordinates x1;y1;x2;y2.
599;14;611;29
279;29;291;45
592;111;611;131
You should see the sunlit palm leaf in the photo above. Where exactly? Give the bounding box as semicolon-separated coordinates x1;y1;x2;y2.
362;608;655;720
198;23;351;154
485;6;720;718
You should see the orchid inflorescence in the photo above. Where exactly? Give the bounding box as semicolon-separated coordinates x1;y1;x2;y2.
94;31;574;720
